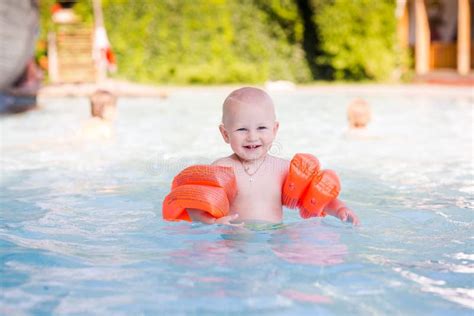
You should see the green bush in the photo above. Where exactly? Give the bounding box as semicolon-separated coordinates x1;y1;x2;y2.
312;0;398;81
38;0;401;83
103;0;311;84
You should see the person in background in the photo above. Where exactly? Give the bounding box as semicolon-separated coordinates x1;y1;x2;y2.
81;89;117;140
343;98;377;140
347;98;371;130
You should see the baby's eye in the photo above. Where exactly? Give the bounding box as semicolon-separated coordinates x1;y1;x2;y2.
236;128;247;132
257;126;268;130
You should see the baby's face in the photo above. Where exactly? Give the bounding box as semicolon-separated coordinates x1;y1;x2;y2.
220;99;278;162
102;105;117;122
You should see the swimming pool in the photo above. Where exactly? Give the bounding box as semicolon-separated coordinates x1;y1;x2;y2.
1;85;473;315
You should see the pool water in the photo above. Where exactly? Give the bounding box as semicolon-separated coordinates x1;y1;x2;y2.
1;86;473;315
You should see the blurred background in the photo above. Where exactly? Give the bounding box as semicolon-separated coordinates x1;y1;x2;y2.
37;0;404;84
1;0;472;111
2;0;474;84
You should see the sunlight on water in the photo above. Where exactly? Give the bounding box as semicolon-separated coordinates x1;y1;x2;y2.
1;87;473;315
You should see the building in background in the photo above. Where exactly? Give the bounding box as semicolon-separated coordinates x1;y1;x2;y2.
397;0;473;75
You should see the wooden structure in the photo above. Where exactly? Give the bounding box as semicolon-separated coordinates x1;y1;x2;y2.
48;0;110;83
48;25;96;83
397;0;473;75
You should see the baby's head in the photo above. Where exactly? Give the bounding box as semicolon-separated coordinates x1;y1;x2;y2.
219;87;279;162
347;98;371;129
90;89;117;121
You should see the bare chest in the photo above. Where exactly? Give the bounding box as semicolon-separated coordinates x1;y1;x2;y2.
231;164;285;221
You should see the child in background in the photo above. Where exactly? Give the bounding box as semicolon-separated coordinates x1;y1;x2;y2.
344;98;375;140
347;98;371;129
81;89;117;140
164;87;359;226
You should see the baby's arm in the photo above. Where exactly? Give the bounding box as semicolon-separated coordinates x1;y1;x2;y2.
324;198;360;225
187;209;240;225
187;209;218;224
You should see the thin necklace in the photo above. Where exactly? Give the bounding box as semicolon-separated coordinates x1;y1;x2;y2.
237;155;266;182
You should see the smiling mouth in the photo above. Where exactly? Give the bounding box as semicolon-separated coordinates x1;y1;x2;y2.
244;145;261;150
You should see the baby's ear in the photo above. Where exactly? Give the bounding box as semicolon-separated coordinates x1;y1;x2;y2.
219;124;230;143
273;121;280;134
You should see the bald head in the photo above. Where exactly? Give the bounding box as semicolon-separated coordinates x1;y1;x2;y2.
222;87;275;126
347;98;371;128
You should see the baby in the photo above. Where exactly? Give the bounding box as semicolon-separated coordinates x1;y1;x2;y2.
186;87;359;226
80;89;117;140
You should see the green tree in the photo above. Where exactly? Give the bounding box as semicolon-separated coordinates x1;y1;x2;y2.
103;0;311;84
38;0;401;83
312;0;398;80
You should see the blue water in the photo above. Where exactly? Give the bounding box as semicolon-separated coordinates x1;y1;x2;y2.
1;86;473;315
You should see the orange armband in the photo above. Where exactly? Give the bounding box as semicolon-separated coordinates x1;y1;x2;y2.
162;165;237;222
299;169;340;218
282;154;341;219
282;153;320;208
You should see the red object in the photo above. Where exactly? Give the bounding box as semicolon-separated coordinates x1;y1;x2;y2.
299;169;340;218
282;153;320;208
163;165;237;222
105;47;116;65
51;3;62;14
282;153;341;218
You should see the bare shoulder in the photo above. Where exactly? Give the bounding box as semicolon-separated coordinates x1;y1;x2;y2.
268;155;290;167
266;155;290;175
211;155;238;167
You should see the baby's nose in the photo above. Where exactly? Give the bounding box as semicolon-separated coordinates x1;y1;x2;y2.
246;130;258;141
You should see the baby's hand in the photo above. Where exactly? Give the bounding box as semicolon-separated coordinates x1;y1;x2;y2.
336;207;360;226
215;214;243;227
